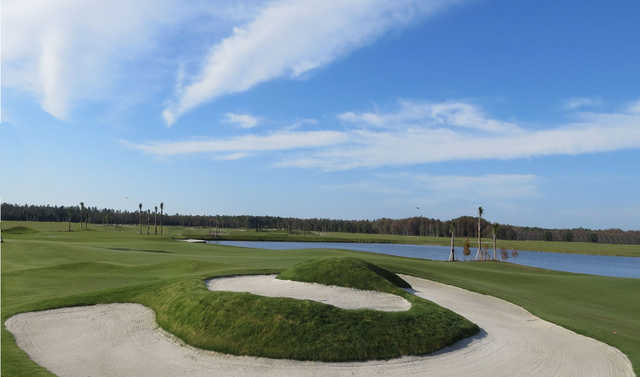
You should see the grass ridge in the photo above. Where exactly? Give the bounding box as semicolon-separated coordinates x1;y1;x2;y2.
277;257;411;292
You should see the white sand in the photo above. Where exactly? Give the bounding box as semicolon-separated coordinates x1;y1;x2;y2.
206;274;411;311
5;275;635;377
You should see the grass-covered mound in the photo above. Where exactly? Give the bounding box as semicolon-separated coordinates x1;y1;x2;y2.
2;226;38;235
277;257;411;292
132;258;478;362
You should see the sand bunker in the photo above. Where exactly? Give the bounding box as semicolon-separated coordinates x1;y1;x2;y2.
206;274;411;311
5;275;635;377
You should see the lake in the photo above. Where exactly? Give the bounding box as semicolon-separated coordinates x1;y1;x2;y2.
208;241;640;279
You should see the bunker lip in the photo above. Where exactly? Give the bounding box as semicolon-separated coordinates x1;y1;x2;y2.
206;274;411;311
180;239;207;243
5;275;635;377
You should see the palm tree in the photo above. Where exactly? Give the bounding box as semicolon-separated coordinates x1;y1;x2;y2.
492;223;499;260
79;202;85;230
448;222;456;262
475;206;484;260
154;206;158;235
138;203;142;234
160;202;164;237
146;209;151;235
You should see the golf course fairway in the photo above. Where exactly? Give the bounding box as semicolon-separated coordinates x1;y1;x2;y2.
1;222;639;376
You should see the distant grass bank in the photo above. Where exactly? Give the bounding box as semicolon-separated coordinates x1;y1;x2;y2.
2;221;639;376
182;228;640;257
3;220;638;256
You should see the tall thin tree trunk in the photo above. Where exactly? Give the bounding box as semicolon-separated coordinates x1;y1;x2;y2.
493;233;497;260
477;220;481;260
475;211;483;260
449;233;455;262
154;208;157;235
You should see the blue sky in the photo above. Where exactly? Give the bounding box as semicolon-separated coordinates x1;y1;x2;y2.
2;0;639;229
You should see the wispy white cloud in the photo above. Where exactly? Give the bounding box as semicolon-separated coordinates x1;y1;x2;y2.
224;112;260;128
283;101;640;170
216;152;250;160
564;97;602;110
128;99;640;169
3;0;187;119
124;130;347;156
287;118;318;130
338;100;521;133
161;0;462;125
627;99;640;113
3;1;264;120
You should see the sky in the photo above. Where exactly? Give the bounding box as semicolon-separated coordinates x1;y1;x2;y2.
2;0;640;230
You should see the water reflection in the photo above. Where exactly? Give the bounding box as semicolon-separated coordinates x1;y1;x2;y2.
208;241;640;279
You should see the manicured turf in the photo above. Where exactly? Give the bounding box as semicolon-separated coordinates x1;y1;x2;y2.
2;222;639;376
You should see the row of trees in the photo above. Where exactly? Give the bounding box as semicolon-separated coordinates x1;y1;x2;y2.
1;203;639;244
136;202;165;235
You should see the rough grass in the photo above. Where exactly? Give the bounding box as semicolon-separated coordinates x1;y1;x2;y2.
2;221;639;375
136;276;478;361
277;257;411;291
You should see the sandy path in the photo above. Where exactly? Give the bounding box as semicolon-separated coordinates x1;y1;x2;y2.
5;275;634;377
206;274;411;311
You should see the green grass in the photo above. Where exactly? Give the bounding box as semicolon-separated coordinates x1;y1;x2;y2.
2;226;38;235
277;257;411;291
2;221;640;376
136;270;477;361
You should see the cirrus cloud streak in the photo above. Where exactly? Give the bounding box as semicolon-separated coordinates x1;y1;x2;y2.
124;130;347;156
162;0;462;125
127;100;640;169
224;112;260;128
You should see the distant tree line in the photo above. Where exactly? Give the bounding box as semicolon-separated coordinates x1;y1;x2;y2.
1;203;639;244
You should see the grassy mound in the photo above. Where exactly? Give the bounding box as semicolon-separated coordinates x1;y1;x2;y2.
277;257;411;292
2;226;38;235
133;258;478;362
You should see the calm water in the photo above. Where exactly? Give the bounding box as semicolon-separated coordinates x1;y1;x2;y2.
208;241;640;279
